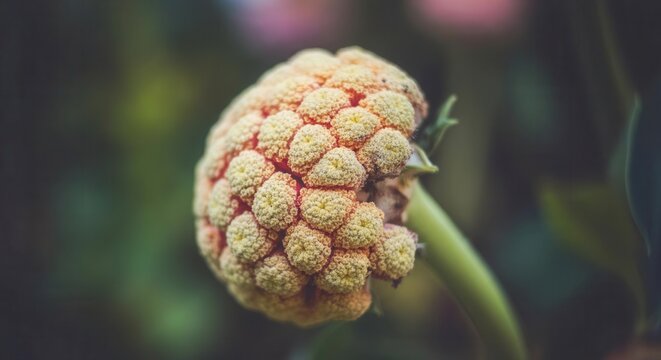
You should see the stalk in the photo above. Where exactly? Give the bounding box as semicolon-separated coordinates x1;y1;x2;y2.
407;182;526;360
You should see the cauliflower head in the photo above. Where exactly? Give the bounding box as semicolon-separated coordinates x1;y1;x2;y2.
194;47;426;326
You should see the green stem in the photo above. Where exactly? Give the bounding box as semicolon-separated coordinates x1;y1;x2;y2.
407;182;526;360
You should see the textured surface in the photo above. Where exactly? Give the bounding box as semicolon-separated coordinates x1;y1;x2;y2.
194;47;426;326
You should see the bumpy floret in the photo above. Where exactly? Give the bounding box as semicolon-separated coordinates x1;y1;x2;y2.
225;150;275;203
361;91;415;136
258;64;299;86
267;76;319;112
219;247;255;288
300;188;355;232
284;222;332;275
207;179;239;229
331;107;381;148
304;147;366;189
337;46;427;120
252;172;298;230
337;47;389;70
298;88;351;124
289;49;341;80
316;249;370;294
193;168;212;218
257;110;303;162
226;212;277;263
196;219;222;261
358;128;412;177
194;47;428;326
288;124;336;174
224;112;263;152
316;287;372;322
335;203;384;249
213;86;269;136
255;252;309;297
202;139;231;179
370;225;418;281
326;64;382;96
380;65;428;119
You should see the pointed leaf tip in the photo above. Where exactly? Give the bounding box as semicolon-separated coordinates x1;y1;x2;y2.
420;95;459;154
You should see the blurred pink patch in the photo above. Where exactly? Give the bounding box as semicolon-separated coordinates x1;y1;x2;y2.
227;0;349;54
605;342;661;360
409;0;525;36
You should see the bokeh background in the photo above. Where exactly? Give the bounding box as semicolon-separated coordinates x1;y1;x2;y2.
3;0;661;359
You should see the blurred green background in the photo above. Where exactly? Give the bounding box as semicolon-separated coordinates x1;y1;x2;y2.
3;0;661;359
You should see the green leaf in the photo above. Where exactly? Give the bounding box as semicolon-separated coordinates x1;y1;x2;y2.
420;95;458;154
626;85;661;333
493;213;595;312
402;144;438;178
539;182;646;329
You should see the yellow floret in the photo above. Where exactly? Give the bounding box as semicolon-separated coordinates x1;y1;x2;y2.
225;150;275;203
304;147;366;189
226;283;261;311
258;290;307;321
297;88;351;124
255;252;309;297
337;46;389;72
257;110;303;162
207;179;239;229
284;222;332;275
335;203;384;249
214;86;270;136
300;188;355;233
330;107;381;148
288;124;336;174
360;91;415;136
379;64;428;119
326;64;383;95
226;212;277;263
252;172;298;231
316;287;372;322
193;172;212;217
219;247;255;288
267;75;319;112
315;249;370;294
337;47;426;120
202;138;231;179
358;128;412;177
239;287;312;325
223;112;263;153
258;64;300;85
370;225;417;281
195;219;222;260
289;49;341;80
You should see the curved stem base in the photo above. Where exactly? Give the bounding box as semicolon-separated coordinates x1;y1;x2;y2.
407;182;526;360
